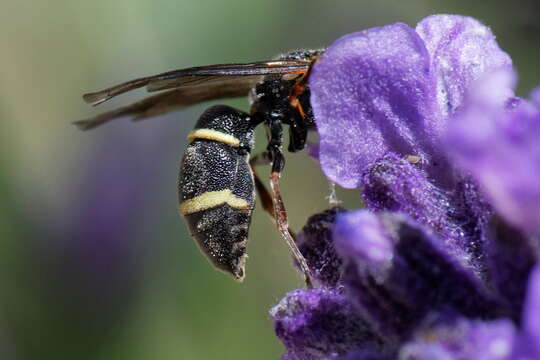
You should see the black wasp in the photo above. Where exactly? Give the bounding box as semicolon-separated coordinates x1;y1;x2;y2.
76;50;324;287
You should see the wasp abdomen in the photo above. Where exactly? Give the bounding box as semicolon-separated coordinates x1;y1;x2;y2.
178;105;255;281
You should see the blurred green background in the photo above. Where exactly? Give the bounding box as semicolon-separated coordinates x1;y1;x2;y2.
1;1;539;359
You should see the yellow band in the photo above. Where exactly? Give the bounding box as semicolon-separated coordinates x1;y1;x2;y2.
179;189;250;215
187;129;240;146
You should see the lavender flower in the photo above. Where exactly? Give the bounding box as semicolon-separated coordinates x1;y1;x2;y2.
401;265;540;360
296;207;347;287
447;70;540;237
271;287;384;360
400;315;517;360
270;14;540;360
310;14;512;190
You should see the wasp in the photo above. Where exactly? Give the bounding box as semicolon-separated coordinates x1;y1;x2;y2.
76;50;324;287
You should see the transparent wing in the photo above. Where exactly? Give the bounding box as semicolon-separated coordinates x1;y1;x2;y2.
74;76;261;130
82;60;311;106
76;60;310;130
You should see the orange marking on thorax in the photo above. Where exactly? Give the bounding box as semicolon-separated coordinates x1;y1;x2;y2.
288;55;321;119
289;80;307;119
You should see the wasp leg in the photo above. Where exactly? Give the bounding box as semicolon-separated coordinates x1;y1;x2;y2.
249;154;296;242
270;169;314;288
249;153;298;246
249;152;313;288
249;153;275;219
265;152;314;287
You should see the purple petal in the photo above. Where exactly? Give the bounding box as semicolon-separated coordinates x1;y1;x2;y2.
361;153;490;270
485;218;538;321
531;86;540;106
270;288;382;360
416;15;513;120
447;73;540;236
521;265;540;356
400;316;516;360
296;207;347;287
311;15;513;189
334;211;501;341
310;22;438;188
338;350;390;360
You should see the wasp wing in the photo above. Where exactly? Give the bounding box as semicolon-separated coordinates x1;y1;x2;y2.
74;76;261;130
77;60;310;130
82;60;310;106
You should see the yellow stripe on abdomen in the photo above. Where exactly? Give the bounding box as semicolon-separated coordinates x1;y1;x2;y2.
187;129;240;146
179;189;250;215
